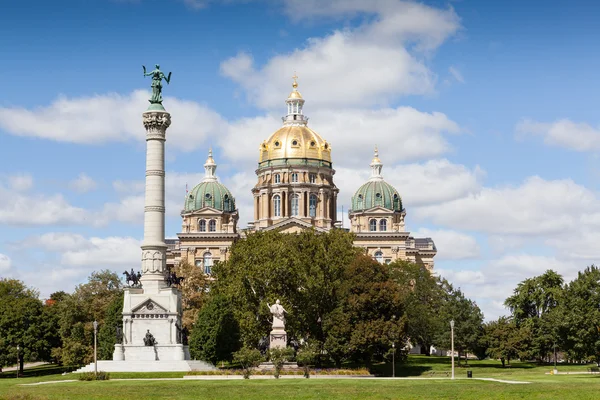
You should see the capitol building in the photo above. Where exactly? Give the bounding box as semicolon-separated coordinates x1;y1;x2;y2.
166;78;436;272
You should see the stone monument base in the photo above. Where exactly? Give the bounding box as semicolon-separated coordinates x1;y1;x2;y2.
257;361;299;370
74;359;215;373
269;329;287;349
113;344;187;361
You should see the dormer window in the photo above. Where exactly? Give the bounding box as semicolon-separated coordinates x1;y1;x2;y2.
291;139;299;147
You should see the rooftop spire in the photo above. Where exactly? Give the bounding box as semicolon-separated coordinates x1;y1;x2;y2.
203;148;217;182
369;146;383;181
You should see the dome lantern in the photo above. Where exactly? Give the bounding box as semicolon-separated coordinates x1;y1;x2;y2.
283;72;308;126
370;146;383;181
203;148;217;182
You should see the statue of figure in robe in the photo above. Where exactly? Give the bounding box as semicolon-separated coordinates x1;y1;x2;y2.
143;64;172;104
267;299;287;329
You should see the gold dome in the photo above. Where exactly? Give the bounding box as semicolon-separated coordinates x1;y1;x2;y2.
259;125;331;163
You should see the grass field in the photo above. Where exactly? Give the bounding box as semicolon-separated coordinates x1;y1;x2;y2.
1;356;598;399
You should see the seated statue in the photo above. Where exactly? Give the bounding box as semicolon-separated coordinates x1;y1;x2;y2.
143;329;156;346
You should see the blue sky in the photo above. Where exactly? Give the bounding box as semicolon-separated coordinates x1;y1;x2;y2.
1;0;600;319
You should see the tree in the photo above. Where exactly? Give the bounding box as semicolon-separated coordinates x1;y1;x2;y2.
505;270;563;362
233;347;264;379
0;279;50;372
188;295;240;364
435;285;484;364
555;265;600;363
484;316;521;367
98;292;124;360
175;260;211;330
212;229;359;349
391;260;445;355
323;255;409;368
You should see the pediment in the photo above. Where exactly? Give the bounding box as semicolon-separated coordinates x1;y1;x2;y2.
264;217;328;233
131;299;168;314
362;206;396;214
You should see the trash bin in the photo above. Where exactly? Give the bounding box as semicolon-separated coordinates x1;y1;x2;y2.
467;370;472;378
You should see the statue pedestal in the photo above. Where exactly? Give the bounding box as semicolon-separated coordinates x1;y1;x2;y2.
269;329;287;349
113;344;124;361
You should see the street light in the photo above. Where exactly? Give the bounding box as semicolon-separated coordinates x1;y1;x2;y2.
450;320;455;380
93;321;98;377
16;345;19;379
392;342;396;378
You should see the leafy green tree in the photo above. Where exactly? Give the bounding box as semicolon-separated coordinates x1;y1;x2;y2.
505;270;563;362
0;279;55;372
391;260;445;355
323;255;409;368
435;285;484;364
175;260;211;330
268;347;294;378
212;229;359;348
484;316;522;366
188;295;240;364
98;292;124;360
296;341;319;378
555;265;600;363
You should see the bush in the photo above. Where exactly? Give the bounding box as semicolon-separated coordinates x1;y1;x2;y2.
77;371;110;381
296;342;319;378
233;347;263;379
268;348;295;379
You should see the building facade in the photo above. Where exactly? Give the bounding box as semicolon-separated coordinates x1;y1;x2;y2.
166;77;436;270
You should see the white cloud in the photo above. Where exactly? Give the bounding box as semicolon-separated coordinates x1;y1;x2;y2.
0;90;226;151
60;236;140;267
414;176;600;235
414;228;480;260
21;232;90;252
221;1;460;109
0;182;90;226
516;118;600;152
448;66;465;83
0;253;11;272
69;173;97;193
8;174;33;192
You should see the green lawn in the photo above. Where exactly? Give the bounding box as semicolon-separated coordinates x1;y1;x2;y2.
1;356;599;399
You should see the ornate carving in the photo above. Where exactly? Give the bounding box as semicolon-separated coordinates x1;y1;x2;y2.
133;300;167;314
143;112;171;130
219;247;228;255
391;246;400;254
141;250;165;273
146;170;165;177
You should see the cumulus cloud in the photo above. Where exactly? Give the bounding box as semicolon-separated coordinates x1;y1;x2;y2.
413;228;480;260
69;173;98;193
414;176;600;235
516;118;600;152
221;1;460;109
0;253;11;272
0;90;226;151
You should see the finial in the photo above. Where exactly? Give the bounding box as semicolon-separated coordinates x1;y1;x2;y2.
374;145;379;158
292;72;298;89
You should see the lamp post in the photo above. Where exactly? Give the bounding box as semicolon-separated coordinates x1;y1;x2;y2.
93;321;98;377
392;342;396;378
450;320;455;380
16;345;19;379
553;341;558;375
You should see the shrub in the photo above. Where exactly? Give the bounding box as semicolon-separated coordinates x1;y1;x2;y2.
268;348;294;379
296;342;319;378
77;371;110;381
233;347;263;379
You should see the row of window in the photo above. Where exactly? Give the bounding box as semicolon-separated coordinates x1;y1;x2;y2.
195;252;213;274
369;219;388;232
373;251;391;264
273;173;317;184
273;193;318;218
198;219;217;232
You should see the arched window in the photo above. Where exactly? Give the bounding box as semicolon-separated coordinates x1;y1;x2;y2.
393;194;400;210
209;219;216;232
291;173;299;183
274;174;281;184
291;194;299;217
309;194;317;218
357;194;363;209
374;251;384;264
273;195;281;217
203;252;213;274
369;219;377;232
199;219;206;232
223;195;230;211
379;219;387;232
205;193;213;207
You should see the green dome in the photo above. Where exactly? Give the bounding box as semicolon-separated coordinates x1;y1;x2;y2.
184;181;236;212
351;180;402;212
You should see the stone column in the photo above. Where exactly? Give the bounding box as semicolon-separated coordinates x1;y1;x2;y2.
140;108;171;294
